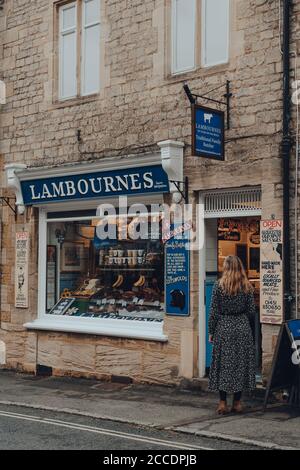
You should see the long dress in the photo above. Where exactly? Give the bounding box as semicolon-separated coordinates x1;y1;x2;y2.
208;282;256;393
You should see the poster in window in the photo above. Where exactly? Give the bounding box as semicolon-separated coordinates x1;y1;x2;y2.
61;242;85;272
46;245;57;310
15;231;29;308
260;220;284;324
165;224;190;317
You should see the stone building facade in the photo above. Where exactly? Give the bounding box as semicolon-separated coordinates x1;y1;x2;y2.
0;0;298;386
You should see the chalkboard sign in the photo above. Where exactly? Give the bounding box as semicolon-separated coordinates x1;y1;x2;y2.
263;320;300;410
165;226;190;317
47;297;75;316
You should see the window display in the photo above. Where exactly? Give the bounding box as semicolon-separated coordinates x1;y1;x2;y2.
46;214;165;323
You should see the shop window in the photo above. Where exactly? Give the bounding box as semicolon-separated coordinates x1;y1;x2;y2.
58;0;101;100
46;214;165;323
170;0;230;75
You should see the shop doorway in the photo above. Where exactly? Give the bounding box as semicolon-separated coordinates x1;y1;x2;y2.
204;216;262;377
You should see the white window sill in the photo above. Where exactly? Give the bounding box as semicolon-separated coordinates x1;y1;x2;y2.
24;316;168;343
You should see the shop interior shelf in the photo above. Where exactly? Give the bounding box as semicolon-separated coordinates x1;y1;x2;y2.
96;266;156;272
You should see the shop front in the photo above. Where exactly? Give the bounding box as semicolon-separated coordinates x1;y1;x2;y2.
3;142;199;384
3;152;281;386
198;187;263;379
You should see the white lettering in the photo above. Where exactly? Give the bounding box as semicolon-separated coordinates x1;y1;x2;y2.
115;175;129;191
29;185;40;200
130;173;142;190
90;177;102;194
103;177;117;193
51;182;66;198
65;180;76;196
41;184;52;199
143;172;154;189
78;179;89;195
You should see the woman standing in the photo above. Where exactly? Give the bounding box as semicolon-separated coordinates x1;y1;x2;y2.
208;255;257;415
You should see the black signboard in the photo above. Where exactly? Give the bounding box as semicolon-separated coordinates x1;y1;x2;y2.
192;104;225;160
263;320;300;410
218;230;240;241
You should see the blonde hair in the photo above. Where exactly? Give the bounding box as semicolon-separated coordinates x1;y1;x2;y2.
219;255;252;296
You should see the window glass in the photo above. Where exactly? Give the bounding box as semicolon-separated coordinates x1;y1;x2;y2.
60;30;77;98
202;0;229;67
84;0;100;25
82;0;101;95
59;3;77;99
46;216;165;323
62;4;76;30
172;0;196;74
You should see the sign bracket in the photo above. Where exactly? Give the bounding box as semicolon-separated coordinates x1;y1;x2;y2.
169;177;189;204
183;81;232;130
0;197;16;215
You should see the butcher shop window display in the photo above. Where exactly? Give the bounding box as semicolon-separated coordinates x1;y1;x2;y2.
45;215;165;323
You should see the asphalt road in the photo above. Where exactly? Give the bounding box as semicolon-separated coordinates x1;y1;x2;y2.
0;404;265;451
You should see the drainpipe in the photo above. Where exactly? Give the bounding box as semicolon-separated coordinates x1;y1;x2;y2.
282;0;293;319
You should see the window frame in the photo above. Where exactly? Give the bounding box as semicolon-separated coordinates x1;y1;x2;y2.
25;204;167;343
169;0;231;77
59;1;78;100
57;0;101;102
201;0;230;68
171;0;197;75
81;0;101;96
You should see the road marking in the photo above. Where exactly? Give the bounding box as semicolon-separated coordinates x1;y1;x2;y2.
0;409;212;450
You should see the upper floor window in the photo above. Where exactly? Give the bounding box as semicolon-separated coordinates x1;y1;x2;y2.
59;0;101;100
201;0;229;67
171;0;230;75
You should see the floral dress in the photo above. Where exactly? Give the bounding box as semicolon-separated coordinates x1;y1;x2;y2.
208;282;257;393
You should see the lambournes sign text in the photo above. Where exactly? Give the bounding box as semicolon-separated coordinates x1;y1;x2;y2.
21;165;170;205
192;104;225;161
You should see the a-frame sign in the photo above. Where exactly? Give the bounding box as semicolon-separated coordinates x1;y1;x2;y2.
263;320;300;411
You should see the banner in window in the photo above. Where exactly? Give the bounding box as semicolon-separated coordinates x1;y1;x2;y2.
165;225;190;317
15;231;29;308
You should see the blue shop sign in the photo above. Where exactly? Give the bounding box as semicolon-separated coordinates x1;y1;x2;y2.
165;227;190;317
21;165;170;205
192;105;225;160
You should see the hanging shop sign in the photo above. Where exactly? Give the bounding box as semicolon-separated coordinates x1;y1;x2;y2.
260;219;284;325
20;165;170;205
15;231;29;308
192;104;225;160
165;226;190;317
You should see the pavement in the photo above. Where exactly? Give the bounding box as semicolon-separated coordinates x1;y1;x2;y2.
0;370;299;450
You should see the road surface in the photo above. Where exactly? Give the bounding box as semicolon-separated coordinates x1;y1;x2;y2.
0;404;265;450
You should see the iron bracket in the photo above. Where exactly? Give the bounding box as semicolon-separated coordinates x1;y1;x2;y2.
0;197;16;215
184;80;232;130
169;176;189;204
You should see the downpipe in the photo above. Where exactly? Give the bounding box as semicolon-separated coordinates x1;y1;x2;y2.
282;0;293;319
